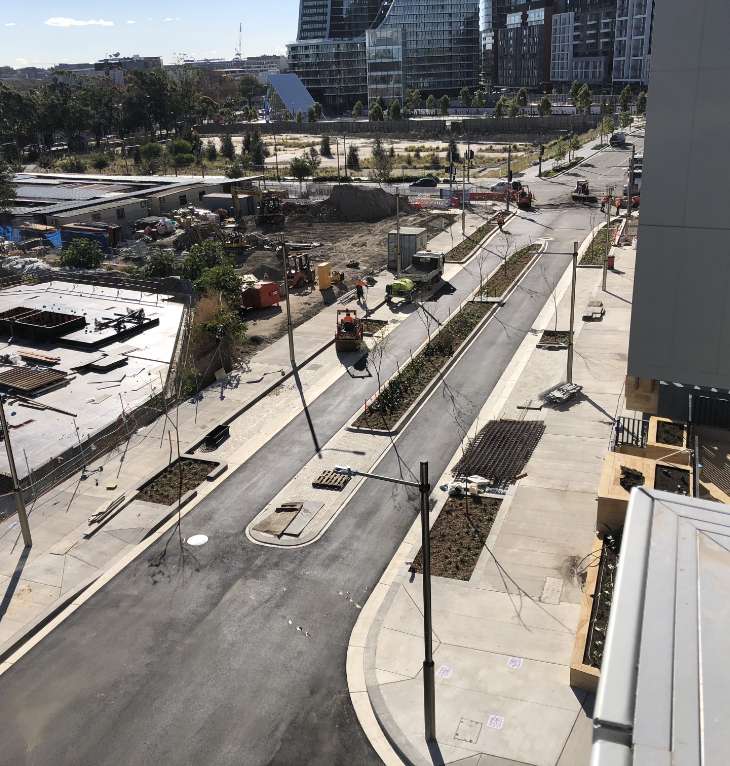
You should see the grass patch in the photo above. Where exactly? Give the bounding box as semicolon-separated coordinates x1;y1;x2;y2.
445;221;496;263
580;224;619;266
543;155;585;178
411;495;501;580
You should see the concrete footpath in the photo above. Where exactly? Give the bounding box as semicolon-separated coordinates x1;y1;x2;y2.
349;232;638;765
0;212;495;655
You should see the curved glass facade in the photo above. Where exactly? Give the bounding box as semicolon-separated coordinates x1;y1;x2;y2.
366;0;480;104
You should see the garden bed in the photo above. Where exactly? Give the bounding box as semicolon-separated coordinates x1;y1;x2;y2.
137;457;216;505
655;420;686;447
411;495;501;580
654;464;690;495
580;224;620;266
537;329;570;348
353;243;540;430
479;243;541;297
543;155;585;178
584;528;622;669
445;221;496;263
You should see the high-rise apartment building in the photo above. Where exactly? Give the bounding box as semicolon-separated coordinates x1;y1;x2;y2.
496;3;553;88
550;0;617;87
612;0;654;86
289;0;480;111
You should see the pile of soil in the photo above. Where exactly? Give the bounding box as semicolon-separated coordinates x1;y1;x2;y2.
137;458;215;505
329;185;407;223
411;495;501;580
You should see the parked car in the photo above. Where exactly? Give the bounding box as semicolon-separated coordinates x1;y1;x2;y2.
490;180;523;193
409;177;438;188
609;132;627;147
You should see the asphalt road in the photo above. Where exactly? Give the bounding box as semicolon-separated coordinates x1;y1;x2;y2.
0;141;641;766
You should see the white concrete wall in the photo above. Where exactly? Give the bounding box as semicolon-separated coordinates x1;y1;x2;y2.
628;0;730;389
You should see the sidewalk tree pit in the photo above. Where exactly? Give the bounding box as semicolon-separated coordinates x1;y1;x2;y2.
411;495;501;580
355;245;540;430
137;458;216;506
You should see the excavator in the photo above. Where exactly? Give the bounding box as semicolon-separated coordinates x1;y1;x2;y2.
571;179;598;204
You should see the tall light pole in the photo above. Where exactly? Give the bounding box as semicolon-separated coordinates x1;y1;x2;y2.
567;241;577;384
0;395;32;547
279;238;296;369
603;184;613;291
334;461;436;743
625;144;635;226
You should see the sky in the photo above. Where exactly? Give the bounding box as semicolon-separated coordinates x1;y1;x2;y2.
0;1;300;68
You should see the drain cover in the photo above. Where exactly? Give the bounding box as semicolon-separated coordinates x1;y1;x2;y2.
186;534;208;546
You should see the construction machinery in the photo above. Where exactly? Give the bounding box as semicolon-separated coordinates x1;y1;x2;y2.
286;251;315;289
335;309;363;351
385;277;416;303
571;179;598;204
515;185;533;210
256;192;285;227
399;251;444;285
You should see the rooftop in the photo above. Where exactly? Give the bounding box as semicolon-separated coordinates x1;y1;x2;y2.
592;487;730;765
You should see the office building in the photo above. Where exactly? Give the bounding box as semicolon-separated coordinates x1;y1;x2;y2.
366;0;480;105
480;0;496;85
612;0;654;86
289;0;480;111
94;56;162;86
626;0;729;423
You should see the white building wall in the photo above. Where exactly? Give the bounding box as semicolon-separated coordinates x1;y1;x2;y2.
627;0;730;389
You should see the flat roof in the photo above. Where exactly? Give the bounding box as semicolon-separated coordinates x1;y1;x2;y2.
592;488;730;766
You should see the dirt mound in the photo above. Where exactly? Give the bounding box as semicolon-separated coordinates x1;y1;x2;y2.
328;185;406;223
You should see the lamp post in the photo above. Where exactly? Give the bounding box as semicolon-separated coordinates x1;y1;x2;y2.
334;461;436;742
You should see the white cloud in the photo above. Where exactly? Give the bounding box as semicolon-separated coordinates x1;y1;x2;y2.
163;17;181;23
45;17;115;28
126;20;136;25
5;22;17;27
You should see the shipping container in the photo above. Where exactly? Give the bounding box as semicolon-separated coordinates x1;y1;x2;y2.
387;226;428;272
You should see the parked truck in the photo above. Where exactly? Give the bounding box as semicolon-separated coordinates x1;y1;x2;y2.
398;251;445;285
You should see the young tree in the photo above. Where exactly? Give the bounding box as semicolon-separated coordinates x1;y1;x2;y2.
553;139;567;167
312;101;323;120
619;84;632;113
576;83;592;114
619;111;632;128
447;138;461;163
352;100;364;118
568;134;581;162
307;106;318;123
507;99;520;118
388;99;401;121
495;96;508;118
205;141;218;162
406;89;422;111
516;87;528;109
459;86;472;107
371;136;394;183
0;161;16;216
472;90;486;108
195;263;241;306
220;133;235;160
295;111;304;125
60;238;104;269
636;91;647;115
308;146;321;175
538;95;552;116
320;135;333;158
438;95;450;116
570;80;583;107
426;94;436;115
346;144;360;170
600;115;615;144
182;240;229;280
369;103;384;122
289;154;312;191
144;249;177;278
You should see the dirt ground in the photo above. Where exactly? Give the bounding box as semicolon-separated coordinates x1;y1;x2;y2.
238;208;454;345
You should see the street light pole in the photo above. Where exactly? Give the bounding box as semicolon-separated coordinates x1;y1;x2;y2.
280;238;296;369
603;184;613;291
567;241;577;384
461;159;466;236
419;460;436;742
334;461;436;743
0;395;31;547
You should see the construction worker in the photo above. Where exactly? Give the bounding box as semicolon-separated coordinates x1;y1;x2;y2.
496;212;505;232
355;280;364;302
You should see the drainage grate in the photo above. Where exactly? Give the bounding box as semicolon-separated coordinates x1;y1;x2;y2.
312;470;351;491
453;419;545;488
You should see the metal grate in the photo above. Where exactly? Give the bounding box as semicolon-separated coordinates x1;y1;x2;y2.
312;470;350;491
612;416;648;451
453;419;545;488
0;367;67;393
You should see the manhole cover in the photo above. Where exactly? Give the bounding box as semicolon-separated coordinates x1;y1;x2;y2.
455;717;482;744
186;534;208;546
